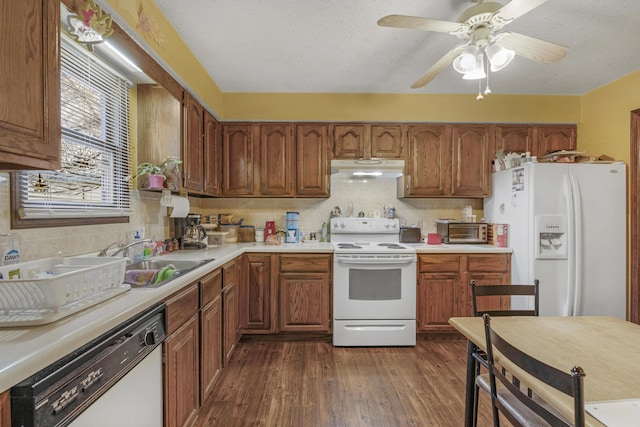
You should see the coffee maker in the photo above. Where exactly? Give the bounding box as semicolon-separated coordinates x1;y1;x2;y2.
173;213;207;249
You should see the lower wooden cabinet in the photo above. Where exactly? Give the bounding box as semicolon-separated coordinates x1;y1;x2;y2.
200;270;223;403
278;254;331;332
222;259;240;365
164;296;200;427
417;253;511;333
0;389;9;427
240;253;332;334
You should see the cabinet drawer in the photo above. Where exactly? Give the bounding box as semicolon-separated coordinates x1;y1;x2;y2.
279;254;332;273
468;254;509;272
418;255;461;273
166;284;199;335
223;260;237;287
200;269;222;306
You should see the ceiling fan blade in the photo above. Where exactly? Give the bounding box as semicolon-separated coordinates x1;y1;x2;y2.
496;32;568;63
411;44;467;89
494;0;549;22
377;15;462;33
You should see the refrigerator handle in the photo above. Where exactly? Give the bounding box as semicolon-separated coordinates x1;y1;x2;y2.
563;175;576;316
569;174;583;316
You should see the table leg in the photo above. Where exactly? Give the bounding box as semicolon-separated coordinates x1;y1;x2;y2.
464;340;476;427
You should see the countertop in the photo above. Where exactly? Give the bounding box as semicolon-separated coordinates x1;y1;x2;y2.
0;241;508;393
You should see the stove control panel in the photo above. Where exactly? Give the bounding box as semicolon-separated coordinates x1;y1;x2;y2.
331;218;399;234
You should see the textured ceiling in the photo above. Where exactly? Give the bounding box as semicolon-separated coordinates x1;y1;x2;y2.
152;0;640;95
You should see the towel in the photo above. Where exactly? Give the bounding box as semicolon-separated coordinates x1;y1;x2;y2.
153;265;176;284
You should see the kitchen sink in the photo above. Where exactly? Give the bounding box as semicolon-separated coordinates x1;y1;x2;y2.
124;258;215;289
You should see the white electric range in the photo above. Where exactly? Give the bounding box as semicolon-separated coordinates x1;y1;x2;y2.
331;217;417;346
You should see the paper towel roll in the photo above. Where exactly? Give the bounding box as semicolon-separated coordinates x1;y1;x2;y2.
168;196;190;218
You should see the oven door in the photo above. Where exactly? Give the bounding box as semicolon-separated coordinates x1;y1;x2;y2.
333;253;416;320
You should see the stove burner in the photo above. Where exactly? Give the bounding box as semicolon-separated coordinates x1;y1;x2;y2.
337;243;363;249
377;243;406;250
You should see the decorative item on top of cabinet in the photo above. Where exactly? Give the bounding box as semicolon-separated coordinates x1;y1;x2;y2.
258;123;295;196
183;92;204;193
242;254;278;333
278;254;332;333
296;124;330;197
0;0;61;170
331;124;404;160
416;253;510;334
222;123;253;196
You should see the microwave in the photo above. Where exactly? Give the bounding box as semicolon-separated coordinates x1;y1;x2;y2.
436;220;488;244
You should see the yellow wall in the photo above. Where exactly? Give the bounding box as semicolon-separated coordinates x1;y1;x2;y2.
579;71;640;164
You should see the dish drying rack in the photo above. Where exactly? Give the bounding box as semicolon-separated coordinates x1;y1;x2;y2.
0;257;129;326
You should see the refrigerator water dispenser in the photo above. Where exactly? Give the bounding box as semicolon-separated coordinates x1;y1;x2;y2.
535;215;567;259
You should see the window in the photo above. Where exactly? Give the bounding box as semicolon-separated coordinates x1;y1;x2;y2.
13;35;132;227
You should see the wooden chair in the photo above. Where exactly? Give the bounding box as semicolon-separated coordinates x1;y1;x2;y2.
470;279;539;427
482;314;586;427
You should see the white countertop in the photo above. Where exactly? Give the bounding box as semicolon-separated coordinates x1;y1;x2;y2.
0;240;507;393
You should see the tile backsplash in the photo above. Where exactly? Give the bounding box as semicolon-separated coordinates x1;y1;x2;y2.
1;172;482;262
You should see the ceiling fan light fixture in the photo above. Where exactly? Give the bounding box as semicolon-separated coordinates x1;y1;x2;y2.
462;52;486;80
485;42;515;72
453;45;479;74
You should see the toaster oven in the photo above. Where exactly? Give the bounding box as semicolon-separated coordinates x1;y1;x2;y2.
436;220;488;244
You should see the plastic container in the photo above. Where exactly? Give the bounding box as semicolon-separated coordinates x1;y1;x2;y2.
206;231;228;245
219;224;239;242
238;226;255;242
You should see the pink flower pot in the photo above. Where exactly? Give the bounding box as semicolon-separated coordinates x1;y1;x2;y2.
147;174;164;189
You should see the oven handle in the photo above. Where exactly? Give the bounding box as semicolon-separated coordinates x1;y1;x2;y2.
336;256;416;265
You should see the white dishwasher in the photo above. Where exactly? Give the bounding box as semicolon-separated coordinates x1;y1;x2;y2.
11;303;166;427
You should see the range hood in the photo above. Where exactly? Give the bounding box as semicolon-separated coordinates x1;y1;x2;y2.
330;159;404;179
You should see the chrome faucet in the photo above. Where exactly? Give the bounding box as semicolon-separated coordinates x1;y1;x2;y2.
98;239;153;258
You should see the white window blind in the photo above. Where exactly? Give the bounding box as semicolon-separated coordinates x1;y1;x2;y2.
16;36;132;219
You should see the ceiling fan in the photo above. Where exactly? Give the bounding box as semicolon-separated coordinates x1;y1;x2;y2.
378;0;568;89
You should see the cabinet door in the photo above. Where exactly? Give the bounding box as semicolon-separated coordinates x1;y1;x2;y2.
164;315;199;427
0;390;9;427
417;274;463;333
200;293;222;403
257;123;294;196
203;111;222;196
0;0;60;170
279;274;330;332
183;92;204;192
533;125;577;157
296;124;330;197
222;123;253;195
332;124;366;159
243;254;274;332
494;125;532;155
222;282;237;365
371;124;404;159
451;125;492;197
404;125;452;197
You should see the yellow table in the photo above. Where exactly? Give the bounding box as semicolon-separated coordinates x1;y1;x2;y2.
449;316;640;427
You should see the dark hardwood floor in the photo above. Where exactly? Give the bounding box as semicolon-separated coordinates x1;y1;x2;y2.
196;337;501;427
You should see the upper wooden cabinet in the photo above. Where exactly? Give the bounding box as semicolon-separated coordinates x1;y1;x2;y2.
494;124;577;158
0;0;60;170
331;124;404;160
400;124;491;198
203;111;222;196
451;125;491;197
257;123;295;196
222;123;254;196
183;92;204;192
533;125;577;157
400;124;452;197
296;124;330;197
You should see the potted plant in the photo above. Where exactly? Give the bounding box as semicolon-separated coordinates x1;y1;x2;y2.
129;157;183;190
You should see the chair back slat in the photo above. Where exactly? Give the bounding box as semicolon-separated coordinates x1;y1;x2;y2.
471;279;540;317
483;314;586;427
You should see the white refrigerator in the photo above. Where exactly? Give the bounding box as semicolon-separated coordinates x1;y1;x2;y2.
483;162;627;318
